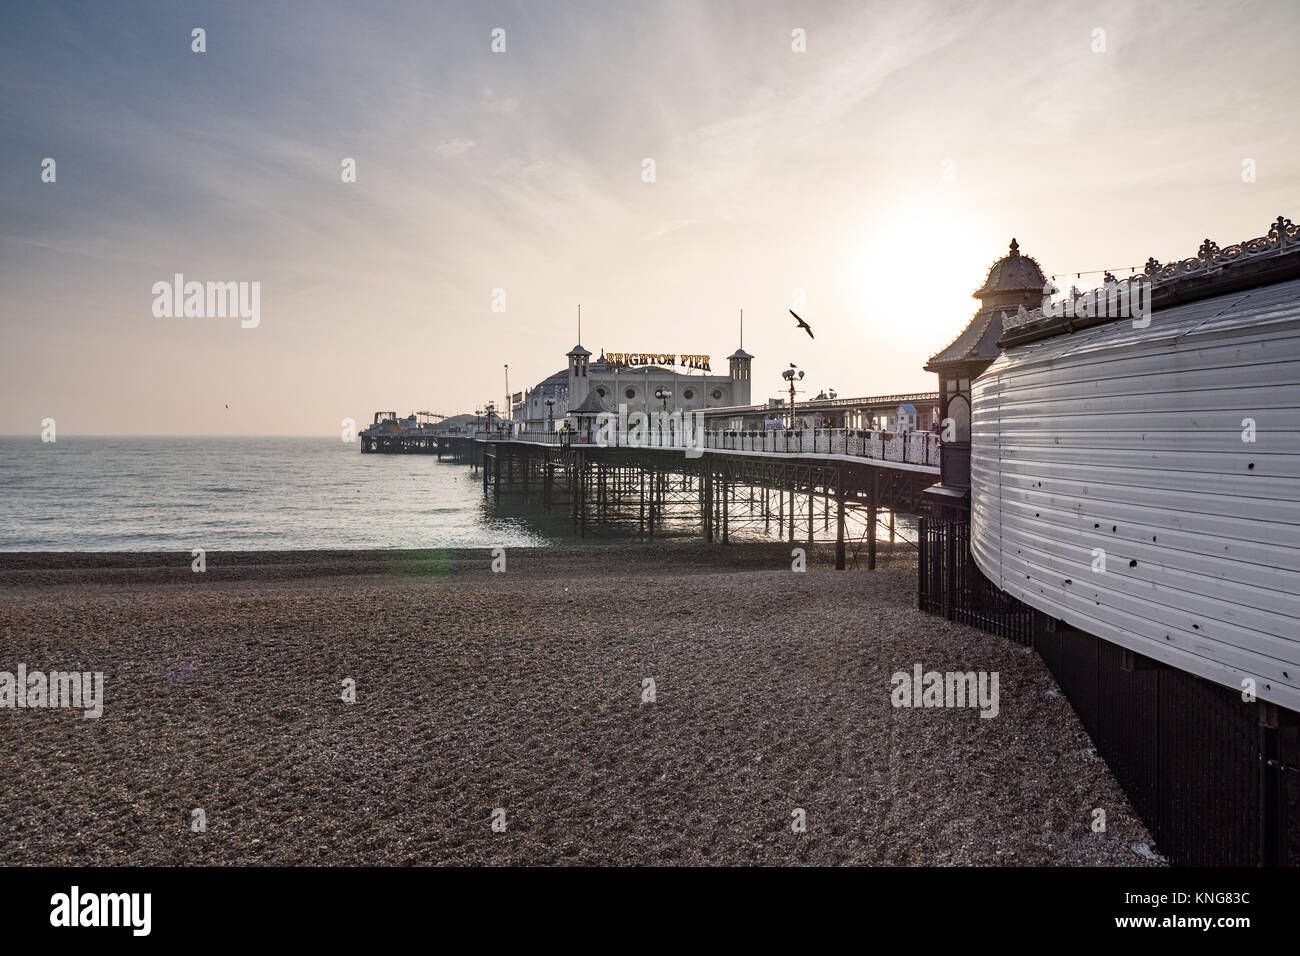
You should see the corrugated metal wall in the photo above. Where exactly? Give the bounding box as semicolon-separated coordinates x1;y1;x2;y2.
970;277;1300;711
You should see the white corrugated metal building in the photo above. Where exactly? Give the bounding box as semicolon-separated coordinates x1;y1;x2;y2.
970;274;1300;710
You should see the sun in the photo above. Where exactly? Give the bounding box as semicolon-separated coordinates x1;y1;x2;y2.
841;205;988;352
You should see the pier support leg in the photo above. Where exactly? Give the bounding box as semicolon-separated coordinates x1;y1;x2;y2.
787;485;794;543
806;482;814;547
648;467;657;535
722;466;729;544
704;468;713;542
579;462;587;538
835;487;846;570
868;470;879;571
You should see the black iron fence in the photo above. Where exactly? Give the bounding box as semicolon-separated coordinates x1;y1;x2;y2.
918;518;1049;644
919;515;1299;866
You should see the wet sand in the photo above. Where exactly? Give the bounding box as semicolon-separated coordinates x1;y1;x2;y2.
0;543;1158;865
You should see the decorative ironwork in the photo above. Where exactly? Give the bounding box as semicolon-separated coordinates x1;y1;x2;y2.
1006;215;1300;329
1141;214;1296;284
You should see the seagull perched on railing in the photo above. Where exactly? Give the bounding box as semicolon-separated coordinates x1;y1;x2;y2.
790;310;814;339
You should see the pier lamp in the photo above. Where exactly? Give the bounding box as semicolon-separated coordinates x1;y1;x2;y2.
545;397;555;432
655;387;671;411
781;366;804;429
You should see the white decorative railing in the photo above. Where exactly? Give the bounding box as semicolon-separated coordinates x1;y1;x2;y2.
497;426;941;466
701;428;940;466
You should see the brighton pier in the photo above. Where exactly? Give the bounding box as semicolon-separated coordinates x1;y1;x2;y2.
371;218;1300;867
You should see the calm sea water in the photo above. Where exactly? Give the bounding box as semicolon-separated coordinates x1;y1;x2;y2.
0;437;914;552
0;437;555;552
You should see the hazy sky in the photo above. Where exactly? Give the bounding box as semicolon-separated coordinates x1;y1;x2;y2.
2;0;1298;435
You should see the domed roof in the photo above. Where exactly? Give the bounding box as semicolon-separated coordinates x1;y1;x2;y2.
973;238;1046;299
926;238;1047;372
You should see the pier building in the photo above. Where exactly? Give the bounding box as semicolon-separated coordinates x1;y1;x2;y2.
513;329;753;428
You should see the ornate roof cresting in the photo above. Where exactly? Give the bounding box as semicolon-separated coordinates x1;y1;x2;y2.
1002;215;1300;336
1142;215;1297;282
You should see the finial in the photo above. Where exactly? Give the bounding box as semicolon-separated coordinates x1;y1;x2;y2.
1009;238;1020;257
739;308;743;349
577;304;581;345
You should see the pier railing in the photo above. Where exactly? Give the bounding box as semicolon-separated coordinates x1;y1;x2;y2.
501;426;940;466
700;428;940;466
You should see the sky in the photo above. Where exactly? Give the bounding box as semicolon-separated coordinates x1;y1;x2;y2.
1;0;1298;435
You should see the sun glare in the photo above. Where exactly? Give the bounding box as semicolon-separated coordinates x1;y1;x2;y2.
844;208;987;352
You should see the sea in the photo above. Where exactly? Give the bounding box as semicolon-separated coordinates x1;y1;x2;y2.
0;436;913;552
0;437;552;552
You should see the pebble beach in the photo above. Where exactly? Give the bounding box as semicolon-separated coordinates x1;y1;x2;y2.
0;543;1159;866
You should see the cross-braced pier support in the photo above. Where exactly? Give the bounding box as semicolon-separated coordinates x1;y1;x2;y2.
475;439;937;569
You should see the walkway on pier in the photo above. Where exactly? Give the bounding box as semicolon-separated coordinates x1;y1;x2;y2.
499;427;940;473
701;390;941;430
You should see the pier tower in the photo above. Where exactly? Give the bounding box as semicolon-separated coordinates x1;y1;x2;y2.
924;238;1044;498
727;346;753;406
567;342;592;410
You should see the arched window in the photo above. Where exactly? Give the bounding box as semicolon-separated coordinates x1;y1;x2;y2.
946;395;971;442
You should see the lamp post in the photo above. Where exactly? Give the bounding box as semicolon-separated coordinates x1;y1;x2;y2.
545;397;555;435
654;387;671;411
781;366;805;430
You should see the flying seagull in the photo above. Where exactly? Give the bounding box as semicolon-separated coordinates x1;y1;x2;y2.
790;309;814;340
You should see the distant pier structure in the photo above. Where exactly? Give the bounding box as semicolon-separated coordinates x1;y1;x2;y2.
359;410;483;457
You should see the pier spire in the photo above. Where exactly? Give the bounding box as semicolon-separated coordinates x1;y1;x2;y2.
727;309;754;406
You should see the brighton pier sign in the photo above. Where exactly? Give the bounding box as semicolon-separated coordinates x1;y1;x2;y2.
604;351;711;371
